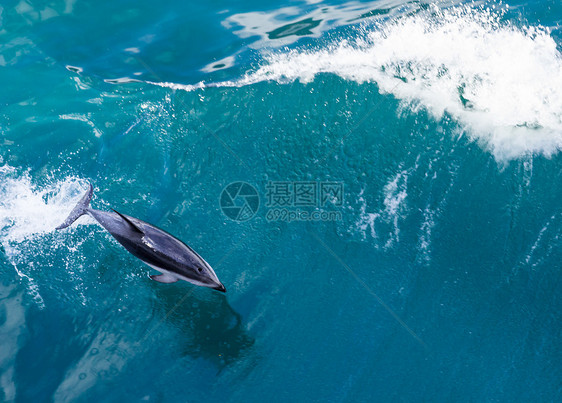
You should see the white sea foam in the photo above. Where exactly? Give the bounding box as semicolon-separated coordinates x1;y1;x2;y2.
248;6;562;159
153;5;562;160
0;165;93;307
0;166;90;246
356;169;409;248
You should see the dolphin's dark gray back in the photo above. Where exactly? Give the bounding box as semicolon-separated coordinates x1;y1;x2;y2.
86;208;173;268
55;183;226;292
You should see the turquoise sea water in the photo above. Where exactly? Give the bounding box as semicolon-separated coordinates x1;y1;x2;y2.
1;0;562;401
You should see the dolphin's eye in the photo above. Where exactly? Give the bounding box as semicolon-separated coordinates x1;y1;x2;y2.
197;267;203;272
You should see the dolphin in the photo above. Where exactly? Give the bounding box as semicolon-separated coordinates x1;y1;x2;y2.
56;184;226;292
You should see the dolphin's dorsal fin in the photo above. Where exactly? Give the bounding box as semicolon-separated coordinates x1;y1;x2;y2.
111;208;144;234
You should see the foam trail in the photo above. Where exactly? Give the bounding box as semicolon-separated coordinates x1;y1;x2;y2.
0;165;92;307
0;166;91;246
150;5;562;160
145;79;238;92
251;6;562;159
355;168;409;249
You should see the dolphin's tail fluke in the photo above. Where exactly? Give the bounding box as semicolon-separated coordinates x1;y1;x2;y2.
56;183;93;230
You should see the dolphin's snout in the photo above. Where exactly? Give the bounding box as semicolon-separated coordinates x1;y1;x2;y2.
214;283;226;293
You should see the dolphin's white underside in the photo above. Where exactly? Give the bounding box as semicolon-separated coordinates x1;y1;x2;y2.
145;262;210;288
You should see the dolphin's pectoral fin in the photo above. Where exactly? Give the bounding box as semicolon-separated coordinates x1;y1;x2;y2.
150;273;178;284
111;208;144;234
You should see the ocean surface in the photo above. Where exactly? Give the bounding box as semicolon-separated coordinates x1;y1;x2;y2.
1;0;562;401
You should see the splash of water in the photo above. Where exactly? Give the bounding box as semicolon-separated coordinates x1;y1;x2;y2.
0;165;92;307
151;5;562;160
0;166;89;248
249;6;562;159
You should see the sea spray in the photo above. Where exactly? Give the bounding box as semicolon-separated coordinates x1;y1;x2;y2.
149;5;562;160
0;166;93;307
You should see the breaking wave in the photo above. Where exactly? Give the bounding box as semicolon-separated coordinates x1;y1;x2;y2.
152;5;562;160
